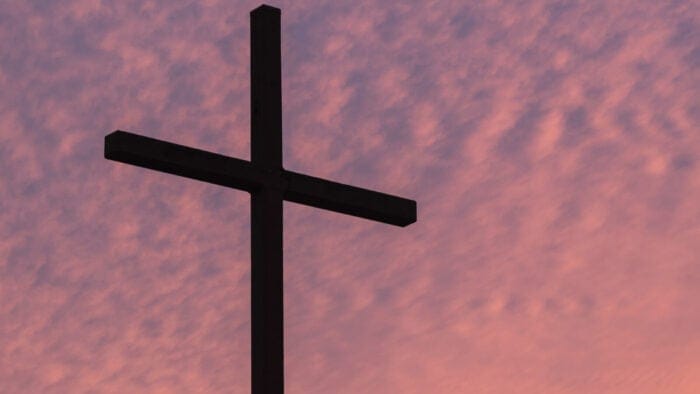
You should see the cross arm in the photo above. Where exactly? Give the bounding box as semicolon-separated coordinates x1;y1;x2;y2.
104;130;266;192
282;170;417;227
104;130;417;227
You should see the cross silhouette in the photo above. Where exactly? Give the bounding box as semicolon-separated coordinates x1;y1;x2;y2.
104;4;416;393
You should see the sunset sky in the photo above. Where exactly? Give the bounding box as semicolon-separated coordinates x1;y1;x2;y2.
1;1;699;392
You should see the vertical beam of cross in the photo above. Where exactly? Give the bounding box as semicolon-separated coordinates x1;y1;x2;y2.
250;5;284;394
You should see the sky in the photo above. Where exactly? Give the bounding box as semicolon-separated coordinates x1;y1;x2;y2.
1;0;699;392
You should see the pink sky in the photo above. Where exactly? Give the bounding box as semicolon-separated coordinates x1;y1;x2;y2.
1;1;699;392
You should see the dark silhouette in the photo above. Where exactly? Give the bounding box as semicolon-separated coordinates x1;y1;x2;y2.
104;4;416;393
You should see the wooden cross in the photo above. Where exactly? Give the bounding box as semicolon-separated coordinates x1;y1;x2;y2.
104;4;416;393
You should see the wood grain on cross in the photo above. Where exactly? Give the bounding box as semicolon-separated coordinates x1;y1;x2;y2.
104;4;416;393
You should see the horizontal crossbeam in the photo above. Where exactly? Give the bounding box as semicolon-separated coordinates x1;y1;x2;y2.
105;130;416;226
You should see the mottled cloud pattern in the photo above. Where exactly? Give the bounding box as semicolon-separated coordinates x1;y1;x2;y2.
1;0;698;392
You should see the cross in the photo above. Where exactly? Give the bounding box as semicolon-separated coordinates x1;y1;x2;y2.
104;4;416;393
